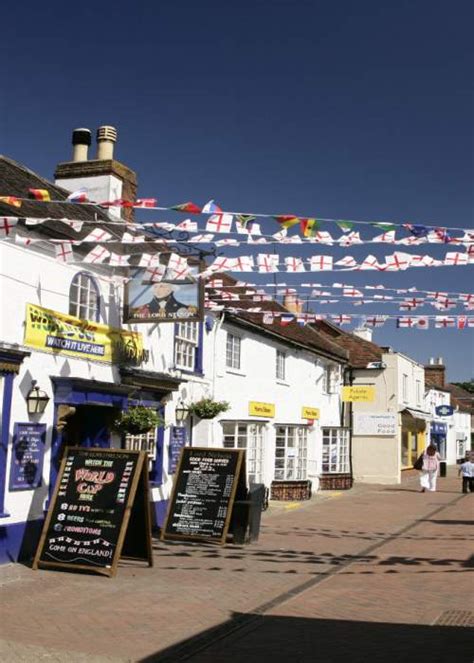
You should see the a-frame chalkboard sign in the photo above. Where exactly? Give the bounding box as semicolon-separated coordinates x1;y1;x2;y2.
162;447;246;544
33;447;153;577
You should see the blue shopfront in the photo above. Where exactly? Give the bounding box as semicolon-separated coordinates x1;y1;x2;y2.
430;421;447;458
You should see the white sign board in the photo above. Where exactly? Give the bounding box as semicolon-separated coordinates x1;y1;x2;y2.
353;412;397;436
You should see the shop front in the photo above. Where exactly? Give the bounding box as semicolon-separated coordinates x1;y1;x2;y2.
401;409;427;468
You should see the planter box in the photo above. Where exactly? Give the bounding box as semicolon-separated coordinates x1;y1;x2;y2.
271;480;312;501
319;474;353;490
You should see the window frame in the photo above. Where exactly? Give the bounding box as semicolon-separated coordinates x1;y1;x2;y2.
323;363;340;394
69;271;101;322
402;373;409;402
221;421;265;483
174;321;203;374
274;425;308;481
321;427;350;474
276;349;287;381
226;332;242;371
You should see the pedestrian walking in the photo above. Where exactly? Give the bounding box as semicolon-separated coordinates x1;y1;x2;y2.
419;444;441;492
458;457;474;493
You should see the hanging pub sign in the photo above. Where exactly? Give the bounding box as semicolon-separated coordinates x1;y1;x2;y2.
33;448;153;577
9;423;46;491
435;405;454;417
162;447;246;544
24;304;147;365
123;259;204;324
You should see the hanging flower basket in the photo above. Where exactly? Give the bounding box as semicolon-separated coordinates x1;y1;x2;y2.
188;398;230;420
112;406;164;435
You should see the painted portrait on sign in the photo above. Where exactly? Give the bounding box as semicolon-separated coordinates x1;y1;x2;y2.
124;263;203;324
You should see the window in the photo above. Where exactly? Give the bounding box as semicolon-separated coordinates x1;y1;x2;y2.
324;364;339;394
402;374;408;401
274;425;308;480
175;322;199;371
226;333;241;370
222;422;264;483
124;429;157;471
322;428;349;473
276;350;286;381
69;272;100;321
416;380;421;406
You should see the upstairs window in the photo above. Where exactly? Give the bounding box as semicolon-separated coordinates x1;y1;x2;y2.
69;272;100;322
276;350;286;381
402;374;409;402
226;333;241;370
174;322;200;371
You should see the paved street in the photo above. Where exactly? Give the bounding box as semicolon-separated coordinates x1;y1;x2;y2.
1;470;472;662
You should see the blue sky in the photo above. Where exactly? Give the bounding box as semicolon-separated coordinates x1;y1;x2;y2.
2;0;473;380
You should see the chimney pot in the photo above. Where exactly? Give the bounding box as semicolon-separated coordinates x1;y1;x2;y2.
429;357;435;365
96;125;117;160
436;356;444;365
71;128;91;162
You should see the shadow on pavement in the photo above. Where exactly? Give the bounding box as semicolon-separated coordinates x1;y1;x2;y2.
139;613;472;663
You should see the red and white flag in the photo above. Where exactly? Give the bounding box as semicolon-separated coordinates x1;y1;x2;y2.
444;252;468;266
0;217;18;237
434;316;456;328
335;256;358;269
83;246;111;264
359;254;384;270
175;218;198;232
205;213;233;233
309;255;333;271
257;254;279;273
384;252;412;271
343;287;363;297
134;198;157;208
82;228;112;243
191;233;214;243
139;253;161;268
54;242;74;263
372;230;396;243
142;264;166;283
331;314;352;325
233;256;254;272
364;315;387;328
339;231;362;247
285;256;305;272
397;316;429;329
109;252;130;267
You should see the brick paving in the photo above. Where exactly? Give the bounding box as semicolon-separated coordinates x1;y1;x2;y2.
0;470;472;662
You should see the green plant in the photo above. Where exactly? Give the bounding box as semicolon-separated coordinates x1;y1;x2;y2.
113;406;164;435
188;398;230;419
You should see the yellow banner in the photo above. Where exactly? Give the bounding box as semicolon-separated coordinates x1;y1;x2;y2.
302;406;320;420
249;401;275;418
24;304;146;365
342;386;375;402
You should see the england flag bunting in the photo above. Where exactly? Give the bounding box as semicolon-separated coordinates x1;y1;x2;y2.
397;316;429;329
331;314;352;325
364;315;388;328
0;217;18;237
257;254;279;273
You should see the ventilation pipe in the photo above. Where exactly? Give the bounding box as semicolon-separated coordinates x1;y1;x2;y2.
96;125;117;160
72;128;91;162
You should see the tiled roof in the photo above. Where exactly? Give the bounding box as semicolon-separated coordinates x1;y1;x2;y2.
444;383;474;413
311;320;383;368
207;275;348;362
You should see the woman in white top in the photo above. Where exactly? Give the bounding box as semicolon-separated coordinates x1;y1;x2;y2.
420;444;441;493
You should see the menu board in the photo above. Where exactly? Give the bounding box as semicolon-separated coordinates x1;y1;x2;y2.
168;426;187;474
9;423;46;491
162;447;246;544
33;447;153;577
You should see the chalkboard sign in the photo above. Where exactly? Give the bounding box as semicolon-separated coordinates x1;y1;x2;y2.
33;447;153;577
168;426;187;474
9;423;46;491
162;447;246;544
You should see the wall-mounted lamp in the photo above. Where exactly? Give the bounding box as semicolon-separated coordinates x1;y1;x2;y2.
175;400;190;425
26;382;50;415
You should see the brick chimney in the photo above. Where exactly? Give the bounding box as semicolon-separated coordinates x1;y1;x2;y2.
54;126;137;221
424;357;445;388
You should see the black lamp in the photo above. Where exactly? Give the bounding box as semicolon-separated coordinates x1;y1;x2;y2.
175;400;189;425
26;382;50;415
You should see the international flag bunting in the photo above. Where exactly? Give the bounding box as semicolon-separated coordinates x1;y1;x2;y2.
403;224;429;238
336;220;354;232
300;218;320;237
101;199;134;207
135;198;157;208
201;200;222;214
273;215;300;229
397;316;429;329
371;222;397;232
171;202;202;214
0;196;22;208
280;314;295;326
28;188;51;201
67;188;89;203
236;214;256;229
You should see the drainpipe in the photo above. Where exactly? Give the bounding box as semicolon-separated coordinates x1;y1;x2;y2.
343;365;354;485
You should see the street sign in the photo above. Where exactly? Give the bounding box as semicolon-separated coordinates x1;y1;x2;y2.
435;405;454;417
